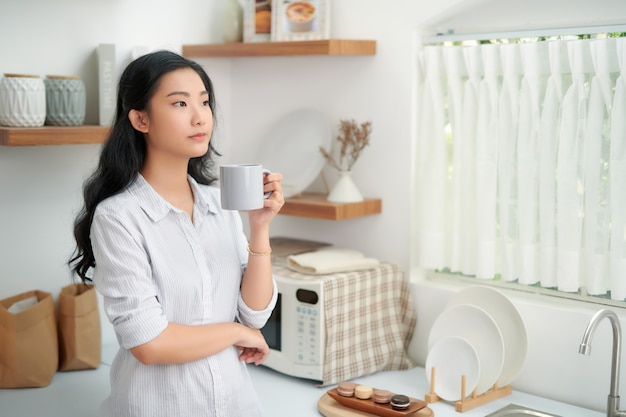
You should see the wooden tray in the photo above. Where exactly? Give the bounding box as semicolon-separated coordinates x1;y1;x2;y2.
319;392;434;417
323;388;430;417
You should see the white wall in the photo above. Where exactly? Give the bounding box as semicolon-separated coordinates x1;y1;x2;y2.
0;0;223;347
205;0;435;268
1;0;626;413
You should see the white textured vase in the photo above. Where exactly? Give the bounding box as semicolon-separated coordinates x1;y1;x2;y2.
0;74;46;127
221;0;243;43
327;171;364;203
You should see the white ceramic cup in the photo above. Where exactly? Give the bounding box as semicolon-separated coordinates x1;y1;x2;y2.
220;164;271;210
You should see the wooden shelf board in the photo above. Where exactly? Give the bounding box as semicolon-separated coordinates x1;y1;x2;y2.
280;192;382;221
182;39;376;58
0;125;109;146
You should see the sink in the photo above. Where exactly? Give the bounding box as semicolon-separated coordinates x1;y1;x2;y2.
486;404;561;417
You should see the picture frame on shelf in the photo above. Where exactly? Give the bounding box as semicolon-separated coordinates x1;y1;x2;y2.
271;0;330;42
243;0;272;43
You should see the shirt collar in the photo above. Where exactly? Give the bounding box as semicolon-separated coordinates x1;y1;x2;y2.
129;174;218;223
188;175;218;217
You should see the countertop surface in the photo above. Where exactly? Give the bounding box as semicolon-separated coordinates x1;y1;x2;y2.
248;365;604;417
0;344;604;417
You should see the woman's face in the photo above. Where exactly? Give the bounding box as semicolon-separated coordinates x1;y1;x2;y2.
139;67;213;162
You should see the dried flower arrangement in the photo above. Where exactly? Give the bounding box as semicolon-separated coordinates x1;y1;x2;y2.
319;119;373;172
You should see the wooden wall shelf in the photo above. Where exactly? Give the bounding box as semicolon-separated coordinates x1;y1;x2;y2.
0;125;109;146
280;193;382;221
182;39;376;58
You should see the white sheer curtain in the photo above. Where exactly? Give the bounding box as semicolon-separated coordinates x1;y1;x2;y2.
414;36;626;301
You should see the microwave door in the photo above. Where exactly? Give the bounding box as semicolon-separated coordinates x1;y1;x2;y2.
263;293;282;351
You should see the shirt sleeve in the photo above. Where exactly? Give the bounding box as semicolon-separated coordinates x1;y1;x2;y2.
91;210;168;349
236;279;278;329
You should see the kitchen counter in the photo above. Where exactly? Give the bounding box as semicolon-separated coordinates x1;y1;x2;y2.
248;365;604;417
0;345;605;417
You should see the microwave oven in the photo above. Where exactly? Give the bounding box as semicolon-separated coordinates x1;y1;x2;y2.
260;273;325;381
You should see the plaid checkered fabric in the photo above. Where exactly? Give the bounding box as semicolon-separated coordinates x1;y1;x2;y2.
272;257;416;386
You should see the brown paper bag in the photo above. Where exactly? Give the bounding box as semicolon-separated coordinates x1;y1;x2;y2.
0;290;58;388
57;283;101;371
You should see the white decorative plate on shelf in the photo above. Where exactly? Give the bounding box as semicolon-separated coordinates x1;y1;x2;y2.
256;108;331;198
425;336;480;402
428;303;504;396
447;285;528;386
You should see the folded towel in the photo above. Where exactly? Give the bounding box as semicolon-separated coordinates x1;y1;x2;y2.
287;248;380;275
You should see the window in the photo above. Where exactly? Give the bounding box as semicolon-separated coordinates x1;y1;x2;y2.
413;29;626;305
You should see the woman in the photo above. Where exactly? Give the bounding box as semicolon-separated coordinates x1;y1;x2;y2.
69;50;284;417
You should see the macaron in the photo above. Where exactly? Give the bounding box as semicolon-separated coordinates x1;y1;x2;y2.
390;394;410;410
354;385;374;400
372;389;392;404
337;381;357;397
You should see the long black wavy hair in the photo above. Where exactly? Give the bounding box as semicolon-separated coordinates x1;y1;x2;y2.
69;50;220;284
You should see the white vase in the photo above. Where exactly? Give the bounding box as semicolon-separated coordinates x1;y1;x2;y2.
327;171;364;203
0;74;46;127
221;0;243;43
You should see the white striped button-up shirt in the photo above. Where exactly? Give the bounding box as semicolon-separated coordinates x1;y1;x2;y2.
91;174;276;417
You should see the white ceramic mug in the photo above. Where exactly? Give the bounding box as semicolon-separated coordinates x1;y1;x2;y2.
220;164;271;210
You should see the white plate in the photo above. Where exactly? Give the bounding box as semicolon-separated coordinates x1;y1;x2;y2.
425;336;480;402
256;108;331;198
428;304;504;396
447;285;528;386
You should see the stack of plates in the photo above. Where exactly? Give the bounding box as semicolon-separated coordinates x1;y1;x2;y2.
425;286;528;402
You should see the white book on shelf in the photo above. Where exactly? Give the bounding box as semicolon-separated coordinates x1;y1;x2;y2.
97;44;116;127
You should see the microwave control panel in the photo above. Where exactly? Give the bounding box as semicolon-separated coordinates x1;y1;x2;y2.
295;289;321;365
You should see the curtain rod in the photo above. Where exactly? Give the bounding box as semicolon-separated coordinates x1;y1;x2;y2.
423;23;626;44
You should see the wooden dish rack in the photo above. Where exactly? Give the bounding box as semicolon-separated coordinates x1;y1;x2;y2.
424;367;512;413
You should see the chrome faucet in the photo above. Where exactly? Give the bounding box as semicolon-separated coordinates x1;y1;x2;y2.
579;309;626;417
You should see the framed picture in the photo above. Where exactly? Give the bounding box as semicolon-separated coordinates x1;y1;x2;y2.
243;0;272;43
271;0;330;42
